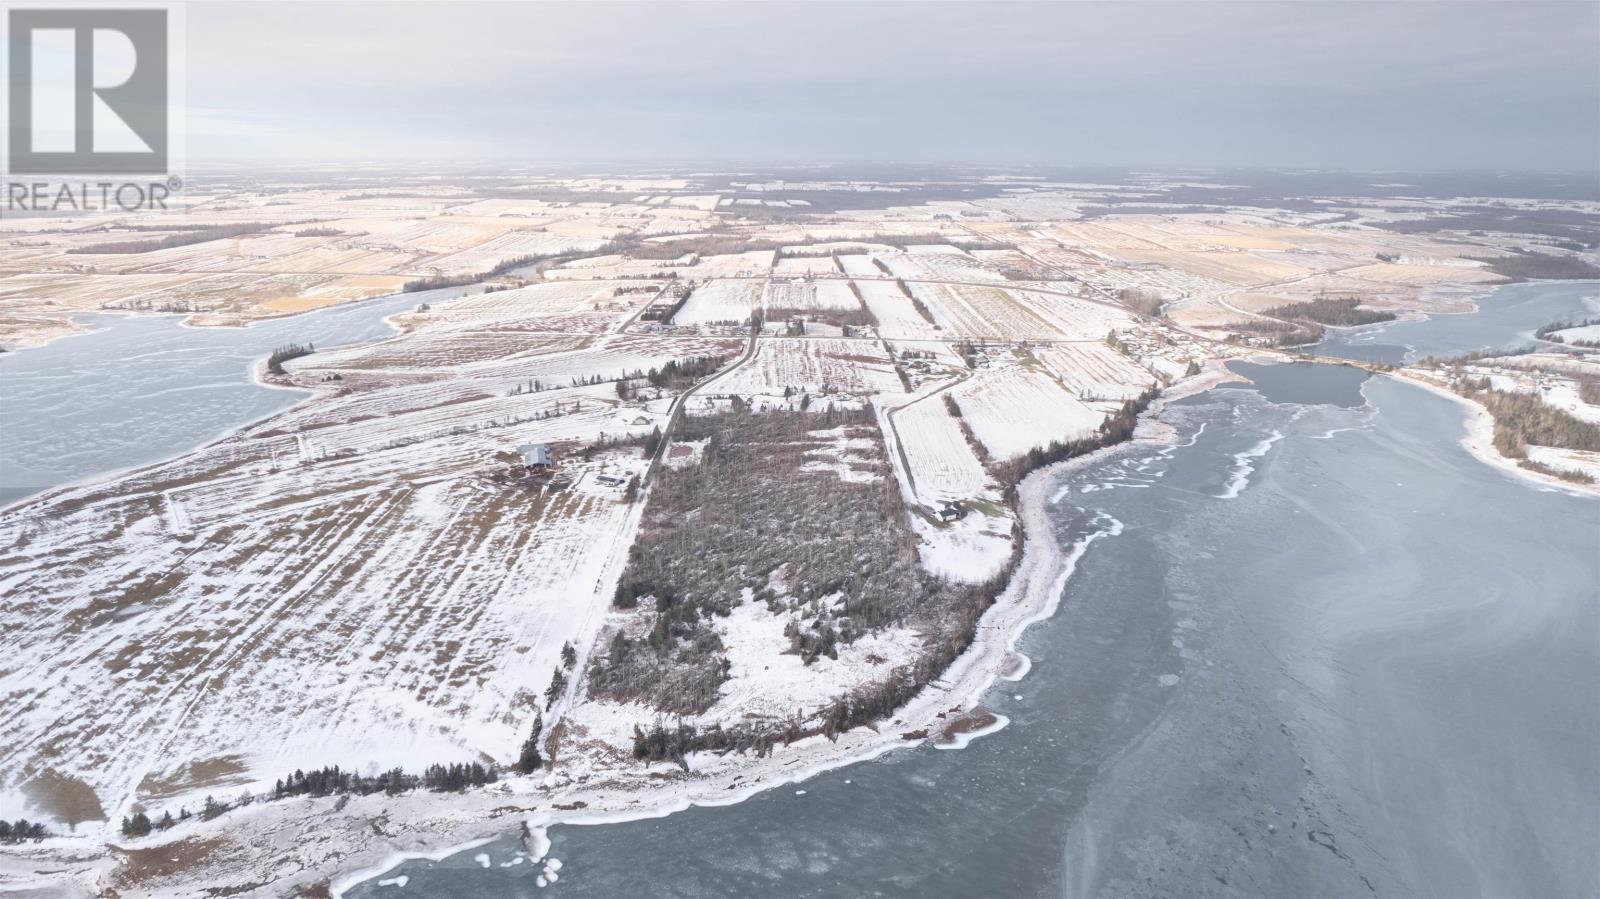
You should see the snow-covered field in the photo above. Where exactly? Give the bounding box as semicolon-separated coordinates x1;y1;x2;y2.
892;395;991;501
1526;445;1600;481
1538;378;1600;425
836;254;887;279
1550;323;1600;345
856;279;942;340
674;280;763;325
715;337;905;399
904;281;1071;340
299;330;589;371
408;280;646;327
910;503;1015;584
0;291;736;839
1009;289;1136;340
761;279;861;312
280;335;740;433
772;256;840;277
0;413;642;828
878;250;1009;285
952;365;1104;459
1034;344;1155;400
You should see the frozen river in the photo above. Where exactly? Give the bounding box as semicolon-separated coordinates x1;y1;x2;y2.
0;287;466;507
1313;278;1599;363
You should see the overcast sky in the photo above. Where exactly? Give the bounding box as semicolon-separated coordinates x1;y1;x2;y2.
184;1;1600;172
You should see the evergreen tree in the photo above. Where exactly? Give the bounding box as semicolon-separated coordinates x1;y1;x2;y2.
544;667;569;709
516;710;545;774
121;812;152;837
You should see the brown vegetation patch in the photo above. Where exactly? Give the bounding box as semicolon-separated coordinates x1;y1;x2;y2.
137;755;252;802
112;836;229;887
935;706;999;745
21;769;105;829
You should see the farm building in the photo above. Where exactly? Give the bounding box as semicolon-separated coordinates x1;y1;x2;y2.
517;443;552;468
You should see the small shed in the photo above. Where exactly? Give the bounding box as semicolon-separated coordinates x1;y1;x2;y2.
517;443;551;468
595;474;626;488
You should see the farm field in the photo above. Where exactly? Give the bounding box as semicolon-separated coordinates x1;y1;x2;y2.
674;279;763;325
279;334;740;432
891;395;992;501
714;337;904;400
762;279;861;312
949;365;1103;459
0;394;646;824
855;278;942;339
772;256;840;277
299;330;590;371
905;281;1067;340
1033;344;1156;400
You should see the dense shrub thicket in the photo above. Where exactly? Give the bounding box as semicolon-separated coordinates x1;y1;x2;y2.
1457;378;1600;456
591;407;995;715
1225;317;1324;347
70;222;276;254
403;254;544;292
1471;252;1600;281
599;389;1160;767
1579;376;1600;406
1263;296;1397;327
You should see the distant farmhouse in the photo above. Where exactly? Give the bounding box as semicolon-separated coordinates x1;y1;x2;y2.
517;443;551;468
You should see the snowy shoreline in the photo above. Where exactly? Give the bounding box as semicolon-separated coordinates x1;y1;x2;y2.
7;370;1215;899
0;299;420;515
321;370;1225;896
1387;370;1600;499
23;360;1568;899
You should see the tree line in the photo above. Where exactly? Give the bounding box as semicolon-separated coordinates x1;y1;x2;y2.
1262;296;1397;327
266;342;315;375
71;221;278;255
0;819;49;843
1457;377;1600;455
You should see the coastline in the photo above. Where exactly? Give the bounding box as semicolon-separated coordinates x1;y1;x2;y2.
10;368;1209;899
1387;369;1600;498
322;369;1226;897
0;299;419;515
11;352;1587;896
0;290;415;355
